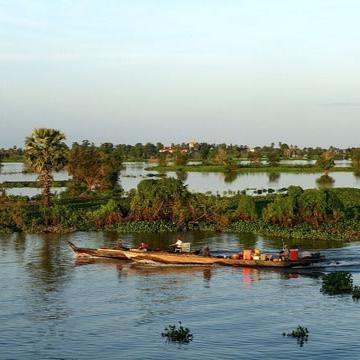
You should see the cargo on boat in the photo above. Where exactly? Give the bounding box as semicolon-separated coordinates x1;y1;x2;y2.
68;242;322;268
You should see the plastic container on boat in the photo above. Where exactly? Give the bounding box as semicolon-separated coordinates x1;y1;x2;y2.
253;255;260;261
301;251;312;258
243;249;253;260
289;249;299;261
260;254;267;261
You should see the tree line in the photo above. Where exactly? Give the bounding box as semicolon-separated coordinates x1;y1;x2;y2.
2;128;360;207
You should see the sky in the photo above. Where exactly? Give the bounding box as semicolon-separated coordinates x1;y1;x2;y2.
0;0;360;148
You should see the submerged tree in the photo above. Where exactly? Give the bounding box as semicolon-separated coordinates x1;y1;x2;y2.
24;128;67;206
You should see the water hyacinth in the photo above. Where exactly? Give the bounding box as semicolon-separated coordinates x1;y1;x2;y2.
162;322;193;344
321;272;353;295
283;326;309;347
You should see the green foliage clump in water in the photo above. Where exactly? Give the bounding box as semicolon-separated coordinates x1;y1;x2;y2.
352;285;360;301
321;272;353;295
162;322;193;344
283;325;309;347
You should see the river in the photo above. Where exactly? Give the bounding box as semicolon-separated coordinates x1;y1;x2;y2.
1;232;360;359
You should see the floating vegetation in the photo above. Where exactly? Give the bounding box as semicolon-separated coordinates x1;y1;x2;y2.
321;272;353;295
162;322;193;344
352;286;360;301
283;325;309;347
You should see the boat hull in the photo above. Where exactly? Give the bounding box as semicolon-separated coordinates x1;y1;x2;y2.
68;242;314;268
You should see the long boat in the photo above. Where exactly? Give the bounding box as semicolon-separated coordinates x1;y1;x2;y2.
68;242;320;268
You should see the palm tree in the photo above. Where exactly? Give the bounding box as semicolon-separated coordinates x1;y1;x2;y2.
24;128;67;206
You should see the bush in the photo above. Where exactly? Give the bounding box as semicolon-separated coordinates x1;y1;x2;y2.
162;322;193;344
234;195;257;221
321;272;353;295
263;195;296;226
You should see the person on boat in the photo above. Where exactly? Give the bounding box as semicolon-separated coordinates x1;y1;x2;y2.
170;238;183;252
138;241;149;251
200;245;210;256
280;243;289;260
114;239;129;251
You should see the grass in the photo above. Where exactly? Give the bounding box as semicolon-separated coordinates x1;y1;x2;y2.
1;156;24;163
0;180;68;188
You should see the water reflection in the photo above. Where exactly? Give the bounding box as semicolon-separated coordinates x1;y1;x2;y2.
24;235;73;321
268;172;281;183
223;171;238;183
316;175;335;189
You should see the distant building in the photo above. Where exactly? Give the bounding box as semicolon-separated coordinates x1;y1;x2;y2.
159;146;188;154
188;139;198;150
159;146;175;154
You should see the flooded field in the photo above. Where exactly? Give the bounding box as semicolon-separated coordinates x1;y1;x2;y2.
2;161;360;196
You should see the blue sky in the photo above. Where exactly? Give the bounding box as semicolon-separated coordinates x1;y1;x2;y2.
1;0;359;147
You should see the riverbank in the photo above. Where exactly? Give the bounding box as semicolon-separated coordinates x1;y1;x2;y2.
1;185;360;243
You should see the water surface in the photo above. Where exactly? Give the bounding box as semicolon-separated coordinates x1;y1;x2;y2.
1;232;359;359
2;162;360;196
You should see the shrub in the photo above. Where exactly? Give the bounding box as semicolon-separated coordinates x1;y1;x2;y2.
234;195;257;221
321;272;353;295
263;195;296;226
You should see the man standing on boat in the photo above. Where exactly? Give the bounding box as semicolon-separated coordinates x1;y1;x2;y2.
170;238;183;252
280;243;290;260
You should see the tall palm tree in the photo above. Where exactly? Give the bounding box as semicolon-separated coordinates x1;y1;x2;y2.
24;128;67;206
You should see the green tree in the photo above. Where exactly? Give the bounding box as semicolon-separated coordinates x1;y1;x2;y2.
158;153;167;167
298;189;343;226
263;195;296;226
316;150;335;176
352;148;360;175
234;195;257;220
129;178;189;223
213;147;228;165
68;141;122;192
173;150;188;166
24;128;67;206
267;149;281;166
248;150;261;164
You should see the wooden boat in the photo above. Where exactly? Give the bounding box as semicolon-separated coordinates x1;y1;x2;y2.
68;242;318;268
68;241;128;260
